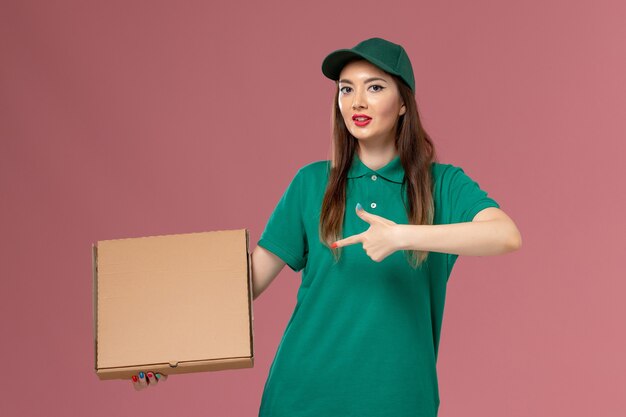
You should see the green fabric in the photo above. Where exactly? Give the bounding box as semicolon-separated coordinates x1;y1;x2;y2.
321;37;416;92
257;153;500;417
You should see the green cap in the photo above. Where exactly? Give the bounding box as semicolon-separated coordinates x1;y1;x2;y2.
321;37;415;92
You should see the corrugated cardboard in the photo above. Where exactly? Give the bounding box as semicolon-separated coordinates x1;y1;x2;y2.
92;229;254;380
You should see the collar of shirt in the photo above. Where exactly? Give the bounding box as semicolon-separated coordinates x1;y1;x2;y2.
347;153;405;184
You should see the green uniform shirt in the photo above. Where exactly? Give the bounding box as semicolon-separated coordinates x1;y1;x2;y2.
257;153;500;417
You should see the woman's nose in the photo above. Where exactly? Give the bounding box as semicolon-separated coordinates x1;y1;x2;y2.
351;89;367;109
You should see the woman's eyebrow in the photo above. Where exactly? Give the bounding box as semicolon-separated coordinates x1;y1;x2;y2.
338;77;388;85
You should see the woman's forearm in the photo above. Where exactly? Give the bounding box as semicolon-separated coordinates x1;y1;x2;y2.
394;219;521;257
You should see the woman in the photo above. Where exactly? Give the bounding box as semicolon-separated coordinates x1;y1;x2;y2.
133;37;522;417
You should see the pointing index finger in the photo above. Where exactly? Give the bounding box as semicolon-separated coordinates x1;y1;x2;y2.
331;233;363;248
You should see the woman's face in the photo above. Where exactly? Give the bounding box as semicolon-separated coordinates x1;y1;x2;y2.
337;59;406;146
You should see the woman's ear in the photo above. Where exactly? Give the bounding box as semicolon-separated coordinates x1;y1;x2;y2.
399;103;406;116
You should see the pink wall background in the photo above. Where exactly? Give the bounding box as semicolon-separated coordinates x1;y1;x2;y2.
1;0;625;416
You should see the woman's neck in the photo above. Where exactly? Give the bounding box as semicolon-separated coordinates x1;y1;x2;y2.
356;142;397;171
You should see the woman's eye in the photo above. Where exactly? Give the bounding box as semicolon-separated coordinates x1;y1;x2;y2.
369;84;385;92
339;86;352;94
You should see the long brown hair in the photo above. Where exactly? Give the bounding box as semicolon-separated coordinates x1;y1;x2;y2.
319;71;438;268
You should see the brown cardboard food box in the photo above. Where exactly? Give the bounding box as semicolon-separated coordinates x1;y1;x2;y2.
92;229;254;380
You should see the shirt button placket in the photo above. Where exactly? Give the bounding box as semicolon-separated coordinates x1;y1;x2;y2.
370;173;377;209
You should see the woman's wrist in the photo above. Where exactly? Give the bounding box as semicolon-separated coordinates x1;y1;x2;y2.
393;224;413;252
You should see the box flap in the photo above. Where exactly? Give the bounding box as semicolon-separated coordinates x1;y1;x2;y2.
92;243;98;372
245;229;255;359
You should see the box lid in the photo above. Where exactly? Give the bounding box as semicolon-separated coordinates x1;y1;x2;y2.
94;229;252;371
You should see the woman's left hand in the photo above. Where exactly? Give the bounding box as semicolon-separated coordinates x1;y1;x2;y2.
332;203;401;262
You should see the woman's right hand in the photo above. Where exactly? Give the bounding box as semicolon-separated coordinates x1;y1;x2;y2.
131;371;167;390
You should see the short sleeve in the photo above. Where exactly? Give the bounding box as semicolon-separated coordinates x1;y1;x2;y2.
446;165;500;224
257;169;308;272
444;165;500;272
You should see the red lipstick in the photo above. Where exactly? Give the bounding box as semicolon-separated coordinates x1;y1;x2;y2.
352;114;372;127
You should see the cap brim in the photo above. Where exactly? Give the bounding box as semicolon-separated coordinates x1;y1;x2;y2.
321;49;400;82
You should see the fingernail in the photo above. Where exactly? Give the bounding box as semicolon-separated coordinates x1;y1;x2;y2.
155;373;161;380
331;242;338;249
139;372;144;379
147;372;153;378
132;375;138;382
356;203;362;211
